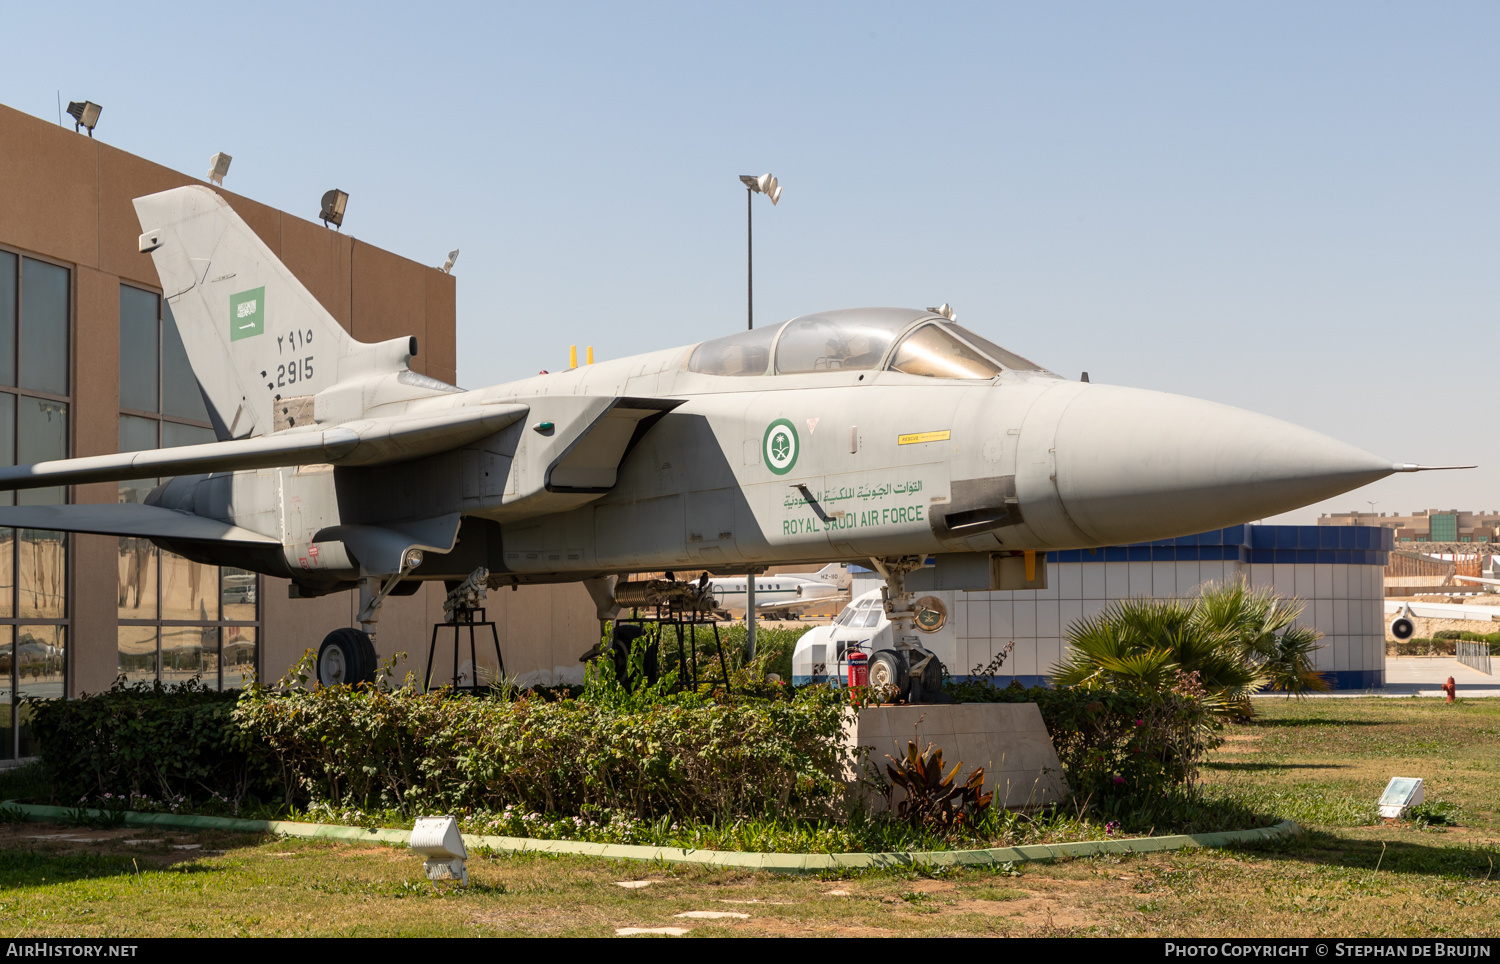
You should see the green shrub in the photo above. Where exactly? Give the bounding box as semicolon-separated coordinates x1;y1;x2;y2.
1051;582;1328;711
26;678;273;809
944;673;1219;802
1387;638;1457;656
1434;630;1462;640
233;653;851;818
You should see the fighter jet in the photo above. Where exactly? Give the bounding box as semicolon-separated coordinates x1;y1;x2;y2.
0;186;1469;700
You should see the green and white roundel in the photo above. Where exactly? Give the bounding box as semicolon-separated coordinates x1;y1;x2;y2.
762;418;799;475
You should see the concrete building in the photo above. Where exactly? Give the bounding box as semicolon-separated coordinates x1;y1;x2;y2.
1321;509;1500;544
0;102;475;759
849;524;1393;690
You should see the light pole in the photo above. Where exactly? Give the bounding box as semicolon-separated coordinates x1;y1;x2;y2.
739;174;782;329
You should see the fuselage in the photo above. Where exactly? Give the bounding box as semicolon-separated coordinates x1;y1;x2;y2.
146;308;1399;592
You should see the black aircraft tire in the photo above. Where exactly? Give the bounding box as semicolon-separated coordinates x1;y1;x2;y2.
318;628;377;686
868;650;909;701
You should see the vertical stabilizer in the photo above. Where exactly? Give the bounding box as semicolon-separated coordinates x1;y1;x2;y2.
134;186;412;439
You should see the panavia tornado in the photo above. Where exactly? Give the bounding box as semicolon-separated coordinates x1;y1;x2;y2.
0;186;1467;699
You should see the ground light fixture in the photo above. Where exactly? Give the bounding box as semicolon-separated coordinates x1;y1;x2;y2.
441;249;459;274
410;815;469;887
739;173;782;330
66;101;102;137
320;189;349;229
206;153;232;186
1377;777;1423;818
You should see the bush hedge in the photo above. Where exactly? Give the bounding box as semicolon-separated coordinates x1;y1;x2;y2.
944;672;1220;802
25;649;1223;826
233;669;850;818
28;678;273;809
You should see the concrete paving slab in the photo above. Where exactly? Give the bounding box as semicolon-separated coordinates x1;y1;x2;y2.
1274;656;1500;698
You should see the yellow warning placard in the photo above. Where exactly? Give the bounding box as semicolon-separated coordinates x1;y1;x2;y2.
898;430;951;445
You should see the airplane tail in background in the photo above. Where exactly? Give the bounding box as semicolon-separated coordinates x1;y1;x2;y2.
134;186;415;440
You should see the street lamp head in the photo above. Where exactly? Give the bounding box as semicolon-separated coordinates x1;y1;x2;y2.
740;173;782;204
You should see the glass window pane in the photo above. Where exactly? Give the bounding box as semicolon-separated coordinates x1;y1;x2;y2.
119;286;160;413
890;324;1002;379
118;416;160;507
117;625;157;685
118;536;158;619
221;568;257;623
162;303;211;422
222;626;256;689
0;627;11;760
0;251;16;387
687;324;780;376
19;258;68;396
118;414;158;453
15;625;64;702
0;528;13;619
162;625;216;687
162;422;217;448
162;551;216;622
18;398;67;507
0;392;13;510
775;313;908;374
19;529;66;619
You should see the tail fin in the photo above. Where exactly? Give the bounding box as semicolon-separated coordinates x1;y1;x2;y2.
134;186;414;439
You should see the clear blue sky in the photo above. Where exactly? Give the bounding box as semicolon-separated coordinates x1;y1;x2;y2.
3;2;1495;523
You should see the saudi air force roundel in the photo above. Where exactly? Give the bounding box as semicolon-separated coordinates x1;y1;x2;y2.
762;418;799;476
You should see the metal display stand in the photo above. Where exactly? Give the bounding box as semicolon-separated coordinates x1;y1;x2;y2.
613;598;733;693
424;606;505;694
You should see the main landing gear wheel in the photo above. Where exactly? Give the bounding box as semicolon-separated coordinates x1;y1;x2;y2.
318;628;377;686
906;650;952;704
868;650;909;702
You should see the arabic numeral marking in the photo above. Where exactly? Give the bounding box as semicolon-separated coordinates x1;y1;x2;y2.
277;364;284;387
303;357;313;379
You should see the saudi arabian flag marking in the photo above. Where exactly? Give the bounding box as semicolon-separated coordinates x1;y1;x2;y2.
763;418;799;476
230;286;265;341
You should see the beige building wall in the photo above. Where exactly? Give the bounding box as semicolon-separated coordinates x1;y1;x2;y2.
0;102;467;694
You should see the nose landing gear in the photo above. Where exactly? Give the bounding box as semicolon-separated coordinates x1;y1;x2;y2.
868;557;952;704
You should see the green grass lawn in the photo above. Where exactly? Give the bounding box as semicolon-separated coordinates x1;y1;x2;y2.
0;697;1496;937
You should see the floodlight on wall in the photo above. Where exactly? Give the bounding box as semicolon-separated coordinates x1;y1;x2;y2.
66;101;102;137
441;249;460;274
206;153;232;186
319;189;349;230
926;303;957;321
410;815;469;887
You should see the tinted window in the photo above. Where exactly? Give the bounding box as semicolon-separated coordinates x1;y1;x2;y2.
19;259;68;396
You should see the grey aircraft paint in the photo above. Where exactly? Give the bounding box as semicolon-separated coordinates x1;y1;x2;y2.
0;185;1467;675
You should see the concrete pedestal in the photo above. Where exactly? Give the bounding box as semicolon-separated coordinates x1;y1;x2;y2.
846;703;1069;810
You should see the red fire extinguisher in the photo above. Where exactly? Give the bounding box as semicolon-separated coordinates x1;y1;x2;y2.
847;651;869;688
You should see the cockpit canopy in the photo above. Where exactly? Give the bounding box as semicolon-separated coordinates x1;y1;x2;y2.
685;307;1046;378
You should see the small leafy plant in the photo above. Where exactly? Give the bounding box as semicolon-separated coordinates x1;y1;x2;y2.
885;740;993;830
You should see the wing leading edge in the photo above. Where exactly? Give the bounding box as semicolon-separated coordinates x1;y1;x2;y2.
0;404;528;491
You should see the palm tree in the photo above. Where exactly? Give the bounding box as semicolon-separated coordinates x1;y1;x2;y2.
1192;580;1330;696
1050;579;1328;708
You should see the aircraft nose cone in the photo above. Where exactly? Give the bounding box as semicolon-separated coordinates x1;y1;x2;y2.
1042;385;1395;546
